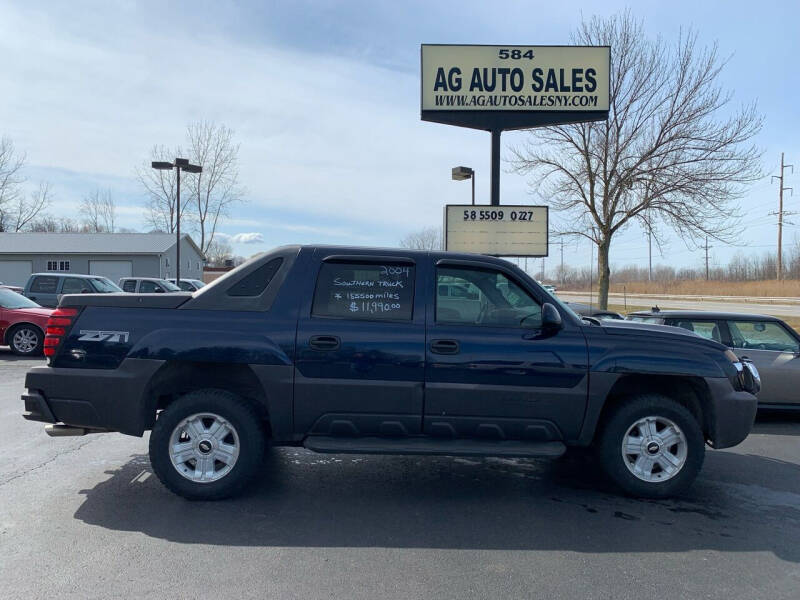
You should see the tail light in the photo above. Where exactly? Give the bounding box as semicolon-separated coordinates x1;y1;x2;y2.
44;308;80;358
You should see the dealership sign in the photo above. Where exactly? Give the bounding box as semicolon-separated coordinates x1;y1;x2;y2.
444;205;548;256
422;45;609;129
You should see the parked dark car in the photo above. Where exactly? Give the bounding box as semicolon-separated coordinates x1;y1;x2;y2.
22;246;759;501
566;302;624;320
628;309;798;409
166;278;205;292
0;288;52;355
22;273;122;308
119;277;183;294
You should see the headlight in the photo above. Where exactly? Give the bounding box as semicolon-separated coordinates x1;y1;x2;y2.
724;349;740;363
722;349;759;393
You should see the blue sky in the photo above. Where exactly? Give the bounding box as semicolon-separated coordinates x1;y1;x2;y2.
1;0;798;275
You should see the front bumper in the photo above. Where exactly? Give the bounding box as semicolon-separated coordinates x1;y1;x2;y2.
704;376;758;449
22;359;164;436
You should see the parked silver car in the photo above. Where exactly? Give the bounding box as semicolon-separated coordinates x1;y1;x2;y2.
119;277;183;294
627;309;798;409
166;278;205;292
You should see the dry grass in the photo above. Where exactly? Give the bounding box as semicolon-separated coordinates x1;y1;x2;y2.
605;279;800;297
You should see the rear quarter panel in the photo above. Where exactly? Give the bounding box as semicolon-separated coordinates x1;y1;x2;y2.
54;307;297;369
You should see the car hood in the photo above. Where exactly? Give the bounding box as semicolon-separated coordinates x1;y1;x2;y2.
598;319;727;350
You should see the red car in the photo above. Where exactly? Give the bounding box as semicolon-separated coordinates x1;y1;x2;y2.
0;288;53;356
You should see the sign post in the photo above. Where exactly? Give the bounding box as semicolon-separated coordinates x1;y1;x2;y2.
421;44;610;206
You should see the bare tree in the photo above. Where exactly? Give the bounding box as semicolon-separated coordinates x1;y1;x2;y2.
0;136;27;231
205;236;234;267
136;145;184;233
185;121;244;254
80;188;117;232
0;137;52;231
510;13;763;308
399;226;442;250
9;182;52;232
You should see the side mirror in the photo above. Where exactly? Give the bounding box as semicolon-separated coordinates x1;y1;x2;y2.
541;303;563;331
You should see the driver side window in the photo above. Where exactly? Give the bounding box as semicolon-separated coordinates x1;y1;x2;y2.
436;266;541;328
728;320;799;353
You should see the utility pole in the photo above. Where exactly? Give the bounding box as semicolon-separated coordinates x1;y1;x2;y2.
541;257;545;281
589;236;594;311
560;239;565;287
771;153;794;280
704;236;711;281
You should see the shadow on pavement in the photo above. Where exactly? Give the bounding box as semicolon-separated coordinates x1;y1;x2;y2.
74;446;800;561
0;348;46;362
753;411;800;436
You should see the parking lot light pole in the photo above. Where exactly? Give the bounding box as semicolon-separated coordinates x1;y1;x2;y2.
451;166;475;205
151;159;202;284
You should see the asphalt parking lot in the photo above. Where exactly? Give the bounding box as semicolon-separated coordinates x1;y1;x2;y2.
1;351;799;599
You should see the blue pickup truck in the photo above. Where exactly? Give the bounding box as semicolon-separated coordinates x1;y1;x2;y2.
22;245;760;500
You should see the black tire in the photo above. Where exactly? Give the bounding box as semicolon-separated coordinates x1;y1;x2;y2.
149;389;266;500
596;394;705;498
8;324;44;356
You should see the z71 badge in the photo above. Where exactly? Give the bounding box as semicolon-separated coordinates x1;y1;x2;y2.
78;330;130;343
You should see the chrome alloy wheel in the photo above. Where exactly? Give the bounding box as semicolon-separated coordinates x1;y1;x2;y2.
168;413;240;483
621;416;688;482
12;328;38;354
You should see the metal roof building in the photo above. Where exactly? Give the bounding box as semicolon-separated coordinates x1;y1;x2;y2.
0;233;204;286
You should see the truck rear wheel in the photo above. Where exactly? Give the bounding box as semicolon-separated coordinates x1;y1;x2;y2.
149;389;266;500
597;394;704;498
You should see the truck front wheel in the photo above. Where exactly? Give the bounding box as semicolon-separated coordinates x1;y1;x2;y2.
149;389;266;500
597;394;704;498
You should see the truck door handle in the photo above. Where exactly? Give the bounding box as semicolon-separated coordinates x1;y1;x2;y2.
309;335;340;351
431;339;459;355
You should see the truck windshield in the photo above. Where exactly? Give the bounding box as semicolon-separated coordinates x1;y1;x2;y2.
161;280;182;292
91;278;123;293
0;288;40;309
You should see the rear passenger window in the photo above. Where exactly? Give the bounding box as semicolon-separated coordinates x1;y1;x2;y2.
669;320;722;342
227;258;283;297
30;276;58;293
312;261;414;321
122;280;137;292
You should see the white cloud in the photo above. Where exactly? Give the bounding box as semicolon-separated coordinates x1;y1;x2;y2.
0;2;505;241
230;232;264;244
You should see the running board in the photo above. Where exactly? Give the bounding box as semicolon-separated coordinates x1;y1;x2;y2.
303;436;566;458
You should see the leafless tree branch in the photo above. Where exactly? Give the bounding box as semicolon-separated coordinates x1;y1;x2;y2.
399;226;443;250
510;11;763;307
79;188;116;232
